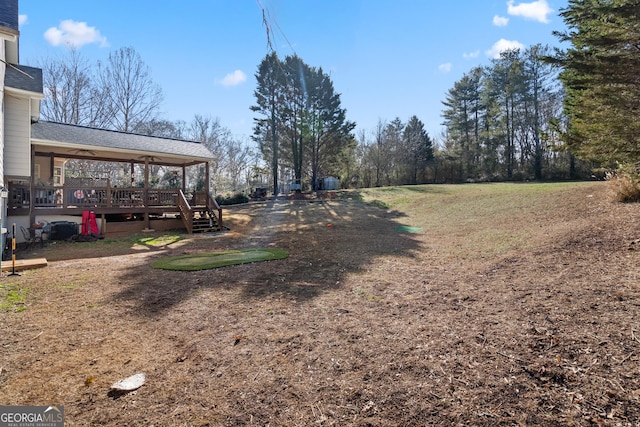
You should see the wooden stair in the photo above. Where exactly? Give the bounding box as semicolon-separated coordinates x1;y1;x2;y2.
177;190;223;234
191;208;221;233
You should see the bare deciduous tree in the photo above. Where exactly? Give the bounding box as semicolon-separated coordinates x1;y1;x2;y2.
222;138;253;192
97;46;163;132
132;118;185;139
40;48;109;127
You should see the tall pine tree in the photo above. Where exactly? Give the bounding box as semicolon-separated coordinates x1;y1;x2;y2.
552;0;640;166
251;52;284;195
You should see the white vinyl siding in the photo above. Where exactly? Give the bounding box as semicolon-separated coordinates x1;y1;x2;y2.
4;93;30;177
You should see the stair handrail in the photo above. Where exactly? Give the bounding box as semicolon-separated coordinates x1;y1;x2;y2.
205;192;223;230
177;189;193;234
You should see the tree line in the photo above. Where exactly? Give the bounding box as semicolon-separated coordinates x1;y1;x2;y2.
437;0;640;189
440;44;591;183
38;0;640;195
346;2;640;187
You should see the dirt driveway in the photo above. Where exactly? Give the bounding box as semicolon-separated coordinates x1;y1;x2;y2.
1;183;640;426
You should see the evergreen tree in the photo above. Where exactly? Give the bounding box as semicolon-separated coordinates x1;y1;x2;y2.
552;0;640;166
304;66;355;190
251;52;283;195
442;67;484;180
279;55;307;188
403;116;434;184
490;49;527;179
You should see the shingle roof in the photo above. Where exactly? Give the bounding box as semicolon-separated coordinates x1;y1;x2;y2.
0;0;19;33
31;121;214;163
4;64;43;93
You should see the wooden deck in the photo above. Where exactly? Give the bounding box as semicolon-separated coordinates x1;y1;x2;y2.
7;184;223;235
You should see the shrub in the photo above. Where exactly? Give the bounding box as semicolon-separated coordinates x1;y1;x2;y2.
215;193;249;206
607;166;640;203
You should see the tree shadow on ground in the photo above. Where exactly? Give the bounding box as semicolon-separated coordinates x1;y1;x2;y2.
29;233;186;262
336;189;389;208
112;198;423;316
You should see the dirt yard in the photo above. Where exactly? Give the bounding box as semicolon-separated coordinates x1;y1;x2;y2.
1;182;640;426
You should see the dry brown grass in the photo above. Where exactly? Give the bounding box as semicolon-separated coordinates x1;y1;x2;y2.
1;182;640;426
607;170;640;203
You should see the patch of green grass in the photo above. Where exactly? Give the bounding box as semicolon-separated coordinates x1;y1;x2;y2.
84;233;183;248
135;234;183;247
395;226;423;233
118;233;183;248
0;283;28;312
151;248;289;271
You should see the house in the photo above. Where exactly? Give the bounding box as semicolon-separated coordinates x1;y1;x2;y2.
0;0;221;246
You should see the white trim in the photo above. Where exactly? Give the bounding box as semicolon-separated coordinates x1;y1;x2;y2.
4;86;44;99
0;32;18;42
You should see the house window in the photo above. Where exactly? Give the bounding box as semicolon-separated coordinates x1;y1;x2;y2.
34;164;41;180
53;166;62;185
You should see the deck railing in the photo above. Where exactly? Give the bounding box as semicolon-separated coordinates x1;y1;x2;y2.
8;183;181;210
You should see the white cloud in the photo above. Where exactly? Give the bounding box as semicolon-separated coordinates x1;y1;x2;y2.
18;14;27;27
507;0;553;24
486;38;525;59
493;15;509;26
44;20;108;48
463;50;480;59
438;63;452;73
218;70;247;87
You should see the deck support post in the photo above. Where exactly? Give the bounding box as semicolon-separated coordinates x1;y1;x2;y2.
182;166;186;194
205;161;210;196
144;156;150;229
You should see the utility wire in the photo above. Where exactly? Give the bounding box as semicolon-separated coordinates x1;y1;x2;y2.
0;58;34;79
256;0;297;56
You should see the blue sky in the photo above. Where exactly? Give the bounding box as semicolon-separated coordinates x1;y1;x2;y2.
17;0;568;142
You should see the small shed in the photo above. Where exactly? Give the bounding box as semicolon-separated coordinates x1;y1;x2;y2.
323;177;339;191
